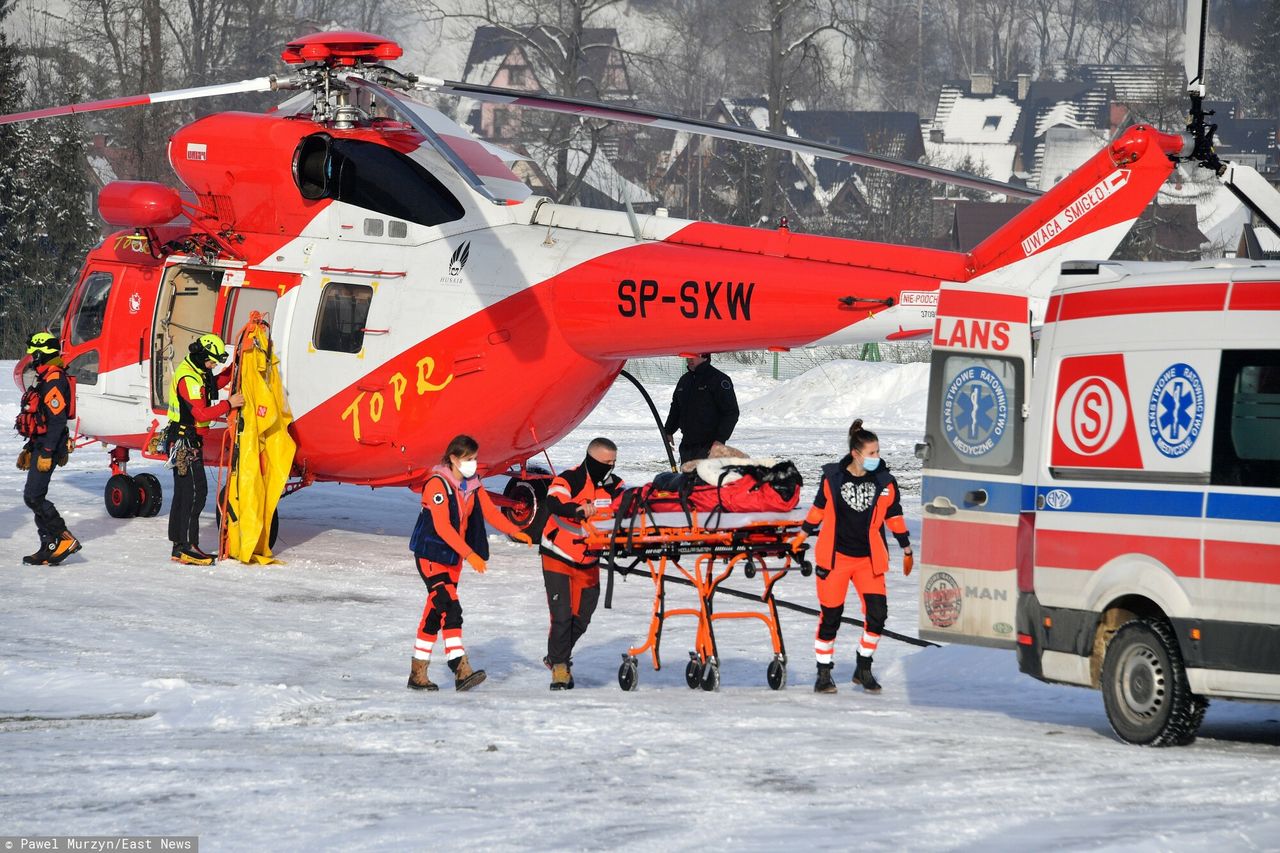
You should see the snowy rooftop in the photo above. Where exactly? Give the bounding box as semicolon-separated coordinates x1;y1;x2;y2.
938;95;1021;144
923;141;1018;184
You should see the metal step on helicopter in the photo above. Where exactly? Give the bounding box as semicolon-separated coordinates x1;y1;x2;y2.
1;27;1235;536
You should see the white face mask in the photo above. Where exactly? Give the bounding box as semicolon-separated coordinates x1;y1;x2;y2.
458;459;478;478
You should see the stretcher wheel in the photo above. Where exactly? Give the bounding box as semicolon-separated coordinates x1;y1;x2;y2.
618;657;638;691
767;659;787;691
700;661;719;692
105;474;138;518
134;473;163;517
685;659;703;689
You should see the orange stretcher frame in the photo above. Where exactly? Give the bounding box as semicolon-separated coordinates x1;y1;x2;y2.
584;512;812;692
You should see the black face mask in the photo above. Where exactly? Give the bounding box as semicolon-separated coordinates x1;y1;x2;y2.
584;455;614;484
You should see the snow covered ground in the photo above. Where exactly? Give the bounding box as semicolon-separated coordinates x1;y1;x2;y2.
2;360;1278;851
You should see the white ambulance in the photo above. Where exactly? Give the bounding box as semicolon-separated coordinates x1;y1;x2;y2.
916;261;1280;745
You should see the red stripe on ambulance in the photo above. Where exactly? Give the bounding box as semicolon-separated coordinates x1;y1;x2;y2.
1056;282;1228;321
1205;541;1280;584
1228;281;1280;311
1036;529;1199;578
923;518;1018;571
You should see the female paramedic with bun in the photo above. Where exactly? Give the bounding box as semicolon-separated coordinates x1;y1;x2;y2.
406;434;533;692
790;419;913;694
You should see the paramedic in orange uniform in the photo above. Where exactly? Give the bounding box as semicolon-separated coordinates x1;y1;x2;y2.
540;437;624;690
790;419;913;694
407;434;532;692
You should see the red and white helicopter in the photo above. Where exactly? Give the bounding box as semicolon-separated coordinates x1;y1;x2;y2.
2;30;1192;533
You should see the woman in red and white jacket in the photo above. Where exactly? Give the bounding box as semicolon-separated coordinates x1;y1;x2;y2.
791;419;913;694
406;434;533;692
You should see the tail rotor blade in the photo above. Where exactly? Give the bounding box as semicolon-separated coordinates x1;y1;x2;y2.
0;77;287;127
419;77;1041;200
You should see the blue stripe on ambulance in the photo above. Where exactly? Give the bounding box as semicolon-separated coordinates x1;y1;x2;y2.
926;474;1280;523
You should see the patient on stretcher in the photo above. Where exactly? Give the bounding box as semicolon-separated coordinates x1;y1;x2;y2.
638;455;803;515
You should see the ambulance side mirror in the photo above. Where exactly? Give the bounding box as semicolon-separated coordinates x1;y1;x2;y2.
914;441;931;462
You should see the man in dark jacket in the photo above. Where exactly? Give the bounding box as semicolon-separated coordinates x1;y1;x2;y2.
663;353;739;463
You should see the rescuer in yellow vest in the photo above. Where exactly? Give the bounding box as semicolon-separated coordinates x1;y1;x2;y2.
166;334;243;565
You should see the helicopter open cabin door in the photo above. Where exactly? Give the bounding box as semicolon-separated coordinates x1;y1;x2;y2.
917;283;1032;648
150;263;233;410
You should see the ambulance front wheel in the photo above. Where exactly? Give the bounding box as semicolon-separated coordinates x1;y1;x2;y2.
1101;618;1207;746
105;474;138;518
215;485;280;549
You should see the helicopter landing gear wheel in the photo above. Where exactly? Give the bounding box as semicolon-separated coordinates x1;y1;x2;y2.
502;476;548;541
685;654;703;689
618;655;639;691
767;657;787;691
133;473;163;517
105;474;138;518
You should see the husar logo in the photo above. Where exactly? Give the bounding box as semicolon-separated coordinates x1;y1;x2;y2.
1050;354;1142;469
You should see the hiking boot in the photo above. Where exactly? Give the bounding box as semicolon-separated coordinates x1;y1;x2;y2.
22;538;54;565
407;657;439;692
543;655;574;689
173;544;214;566
814;662;837;694
45;531;81;566
853;654;882;693
450;654;486;691
550;662;572;690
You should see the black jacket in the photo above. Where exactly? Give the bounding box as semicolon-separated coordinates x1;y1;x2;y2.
663;361;739;451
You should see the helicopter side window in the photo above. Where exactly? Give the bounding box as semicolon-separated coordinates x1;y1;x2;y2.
314;282;373;354
65;350;99;386
70;271;113;345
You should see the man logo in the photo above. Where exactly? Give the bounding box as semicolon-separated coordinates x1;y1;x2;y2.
1056;375;1127;456
448;241;471;276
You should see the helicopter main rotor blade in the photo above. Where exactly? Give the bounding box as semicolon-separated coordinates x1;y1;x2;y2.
346;76;532;205
0;77;285;127
1184;0;1209;95
419;78;1041;201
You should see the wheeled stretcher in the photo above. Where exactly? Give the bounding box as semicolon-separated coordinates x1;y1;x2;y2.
584;485;812;692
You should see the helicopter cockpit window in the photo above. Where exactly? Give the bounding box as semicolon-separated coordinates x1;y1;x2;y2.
47;282;76;338
314;283;373;354
293;135;465;227
70;271;113;345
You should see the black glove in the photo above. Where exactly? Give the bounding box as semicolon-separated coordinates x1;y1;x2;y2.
815;566;830;580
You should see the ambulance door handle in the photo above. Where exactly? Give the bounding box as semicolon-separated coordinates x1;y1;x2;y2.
924;496;957;516
964;489;988;507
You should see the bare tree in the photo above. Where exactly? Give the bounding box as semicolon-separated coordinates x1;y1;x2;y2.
748;0;862;222
416;0;634;204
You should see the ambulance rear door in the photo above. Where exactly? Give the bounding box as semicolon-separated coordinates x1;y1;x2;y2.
917;283;1033;647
